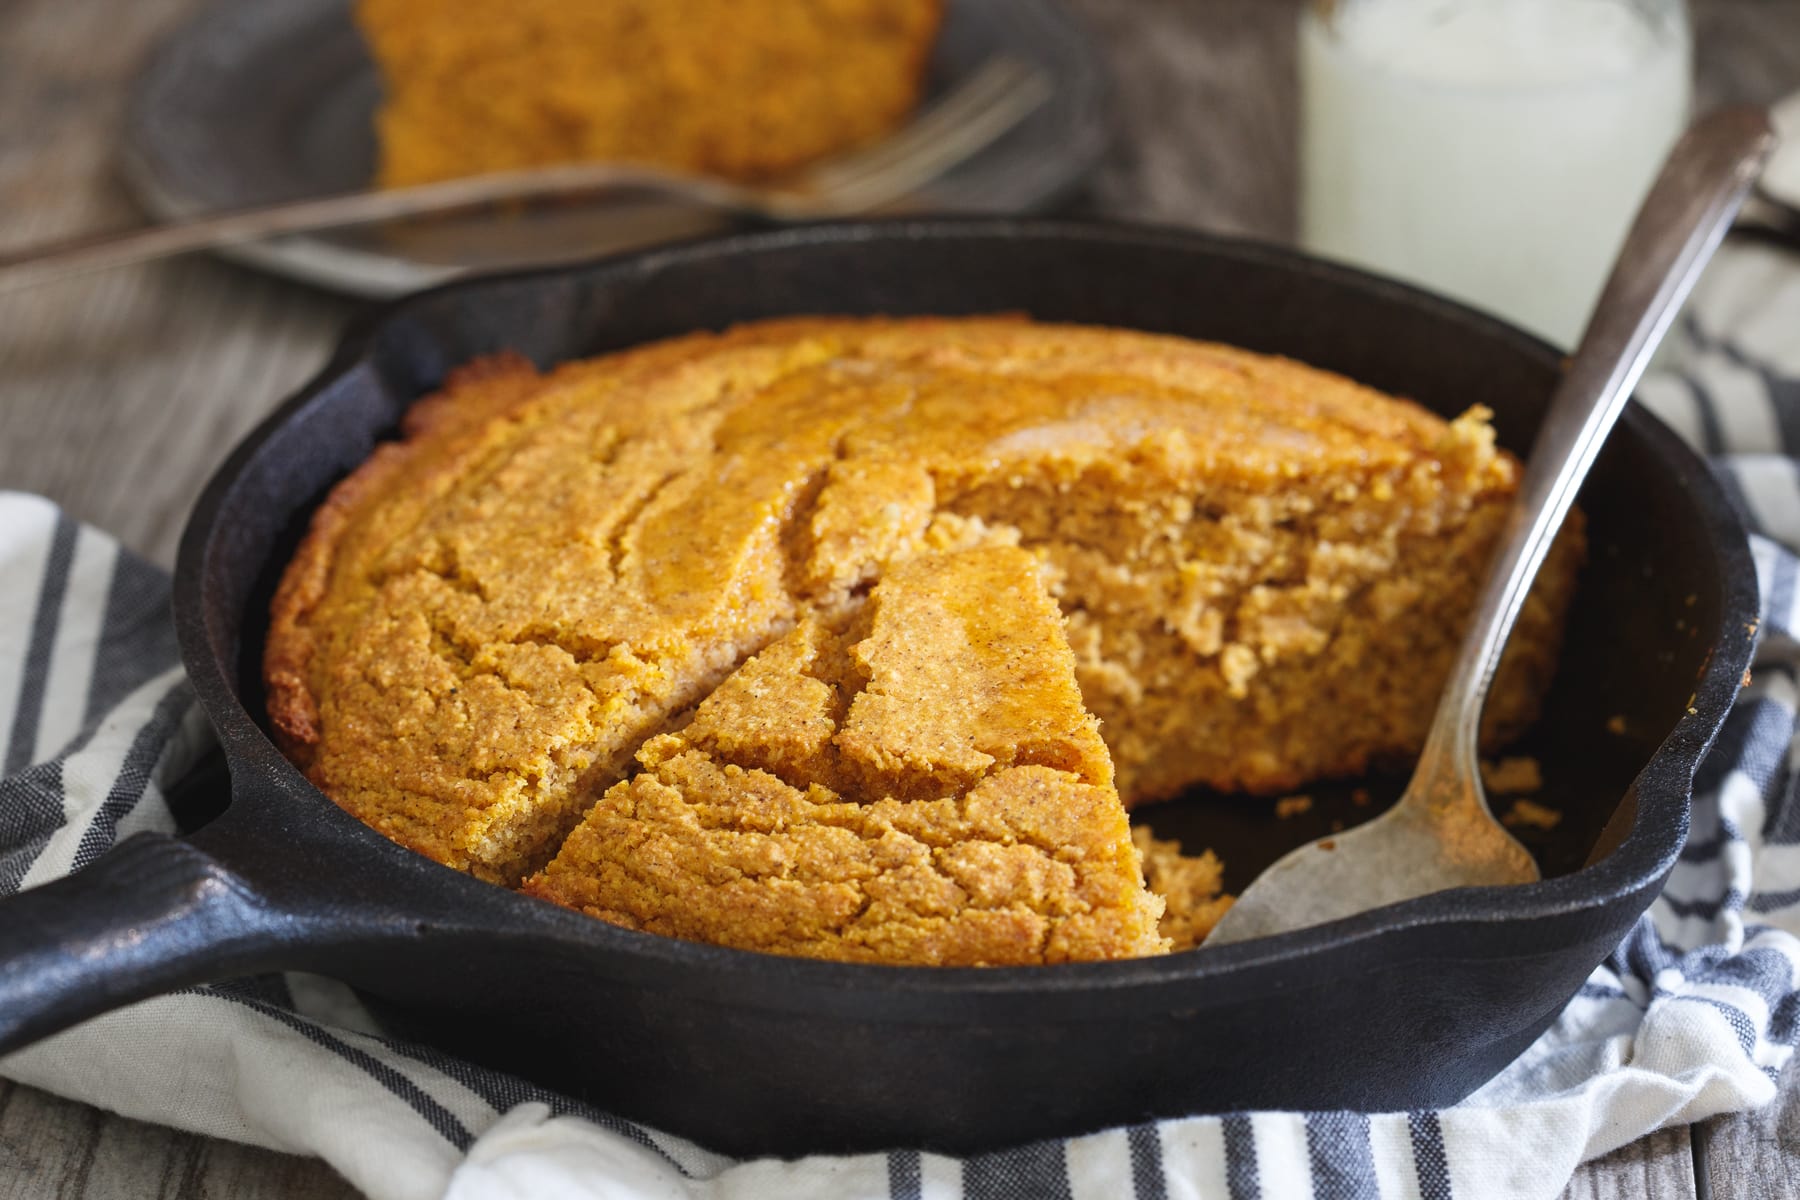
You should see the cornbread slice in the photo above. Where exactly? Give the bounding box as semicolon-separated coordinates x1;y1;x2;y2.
524;548;1169;964
266;316;1582;961
356;0;944;187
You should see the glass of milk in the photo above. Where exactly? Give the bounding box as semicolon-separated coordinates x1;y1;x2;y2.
1298;0;1692;348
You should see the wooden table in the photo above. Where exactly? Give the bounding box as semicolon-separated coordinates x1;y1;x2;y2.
2;1;1797;1196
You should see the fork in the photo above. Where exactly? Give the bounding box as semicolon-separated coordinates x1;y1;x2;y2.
0;57;1050;294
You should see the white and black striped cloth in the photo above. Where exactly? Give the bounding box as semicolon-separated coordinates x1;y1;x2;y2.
5;239;1800;1200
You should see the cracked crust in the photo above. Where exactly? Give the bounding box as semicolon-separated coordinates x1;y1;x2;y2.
523;548;1168;964
266;315;1582;958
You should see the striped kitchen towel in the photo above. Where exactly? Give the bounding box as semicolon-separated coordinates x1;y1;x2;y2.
5;237;1800;1200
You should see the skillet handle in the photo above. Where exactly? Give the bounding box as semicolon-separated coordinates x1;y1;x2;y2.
0;832;288;1054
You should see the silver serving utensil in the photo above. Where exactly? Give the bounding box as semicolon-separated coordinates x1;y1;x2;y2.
0;58;1049;295
1206;106;1777;948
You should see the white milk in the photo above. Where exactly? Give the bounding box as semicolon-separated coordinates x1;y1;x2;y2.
1299;0;1692;347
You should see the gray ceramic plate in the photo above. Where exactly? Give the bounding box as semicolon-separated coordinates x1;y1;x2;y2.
120;0;1109;297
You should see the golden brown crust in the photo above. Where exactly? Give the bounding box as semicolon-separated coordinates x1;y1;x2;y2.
523;548;1167;964
265;315;1582;960
264;352;544;767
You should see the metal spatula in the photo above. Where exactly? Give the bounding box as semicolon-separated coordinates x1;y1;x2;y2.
1205;106;1777;948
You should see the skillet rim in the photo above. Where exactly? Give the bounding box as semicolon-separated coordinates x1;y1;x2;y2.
172;215;1760;995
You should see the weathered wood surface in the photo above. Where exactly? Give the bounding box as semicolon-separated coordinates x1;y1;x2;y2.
1564;1128;1697;1200
1697;1056;1800;1200
0;1079;360;1200
0;0;1795;1196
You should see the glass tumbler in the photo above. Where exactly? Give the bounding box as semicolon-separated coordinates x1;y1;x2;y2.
1298;0;1693;348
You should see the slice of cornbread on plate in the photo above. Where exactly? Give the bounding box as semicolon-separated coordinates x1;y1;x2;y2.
523;546;1172;965
355;0;946;187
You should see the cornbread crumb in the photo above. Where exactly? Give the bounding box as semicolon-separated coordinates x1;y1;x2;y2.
1480;756;1544;796
1502;798;1562;831
1274;794;1314;820
1132;828;1233;951
1606;714;1629;736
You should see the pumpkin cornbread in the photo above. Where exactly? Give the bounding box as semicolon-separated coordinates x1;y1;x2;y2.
355;0;944;188
266;315;1582;964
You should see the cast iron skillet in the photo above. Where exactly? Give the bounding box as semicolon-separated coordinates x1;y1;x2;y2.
0;220;1757;1157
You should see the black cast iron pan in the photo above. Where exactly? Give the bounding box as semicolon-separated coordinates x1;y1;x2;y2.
0;220;1757;1157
